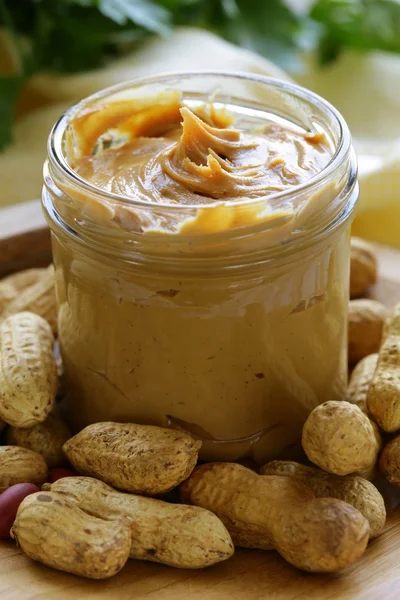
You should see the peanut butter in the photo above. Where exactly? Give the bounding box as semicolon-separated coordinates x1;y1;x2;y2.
45;80;355;463
68;91;332;234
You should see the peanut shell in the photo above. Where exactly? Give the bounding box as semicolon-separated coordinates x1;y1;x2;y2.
7;410;71;468
367;303;400;432
302;401;381;476
45;476;234;568
0;312;57;427
0;446;48;492
346;353;378;413
1;265;57;333
260;460;385;539
350;237;377;299
11;491;131;579
63;421;201;495
348;299;387;364
181;462;369;573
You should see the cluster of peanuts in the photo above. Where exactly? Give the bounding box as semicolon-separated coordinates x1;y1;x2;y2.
0;237;398;581
302;238;400;507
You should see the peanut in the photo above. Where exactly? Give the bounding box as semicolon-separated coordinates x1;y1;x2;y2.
0;269;49;319
260;461;385;539
0;483;40;538
367;303;400;432
11;492;131;579
1;268;48;292
63;422;201;495
47;468;78;483
302;401;381;476
348;299;387;364
44;476;234;569
379;435;400;487
180;462;369;573
350;237;377;299
7;410;71;468
346;353;378;413
0;312;57;428
0;447;48;492
0;283;17;315
1;265;57;333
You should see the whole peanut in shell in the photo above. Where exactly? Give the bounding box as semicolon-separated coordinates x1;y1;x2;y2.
0;268;49;317
379;435;400;487
7;410;71;468
1;266;57;334
180;462;369;573
302;401;381;476
367;303;400;432
348;299;387;364
11;491;131;579
45;476;234;569
1;268;48;292
0;312;57;428
0;447;48;493
350;237;377;299
260;460;385;539
0;283;17;315
346;353;378;414
63;421;201;495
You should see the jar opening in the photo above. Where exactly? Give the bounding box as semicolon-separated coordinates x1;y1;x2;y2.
44;71;358;259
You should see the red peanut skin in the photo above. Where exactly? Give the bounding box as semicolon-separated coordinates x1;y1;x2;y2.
47;468;78;483
0;483;40;538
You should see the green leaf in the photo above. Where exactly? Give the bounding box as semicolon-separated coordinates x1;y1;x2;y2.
217;0;303;70
311;0;400;61
0;75;25;150
99;0;172;35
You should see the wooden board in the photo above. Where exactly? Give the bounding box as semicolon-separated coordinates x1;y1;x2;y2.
0;210;400;599
0;200;51;277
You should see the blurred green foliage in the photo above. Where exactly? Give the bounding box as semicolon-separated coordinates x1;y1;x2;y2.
0;0;399;149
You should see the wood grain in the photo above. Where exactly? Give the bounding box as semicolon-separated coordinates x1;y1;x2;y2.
0;222;399;599
0;200;51;277
1;504;400;600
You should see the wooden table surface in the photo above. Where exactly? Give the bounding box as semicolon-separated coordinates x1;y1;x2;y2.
0;211;400;599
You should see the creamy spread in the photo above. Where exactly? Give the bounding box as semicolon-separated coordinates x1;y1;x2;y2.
46;84;353;463
72;96;331;206
65;91;333;235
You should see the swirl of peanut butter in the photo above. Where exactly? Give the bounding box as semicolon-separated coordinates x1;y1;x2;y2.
67;92;333;233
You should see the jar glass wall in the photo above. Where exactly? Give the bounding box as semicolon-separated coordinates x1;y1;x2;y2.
43;72;358;463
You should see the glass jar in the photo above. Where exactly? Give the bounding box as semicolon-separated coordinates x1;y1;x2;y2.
43;72;358;464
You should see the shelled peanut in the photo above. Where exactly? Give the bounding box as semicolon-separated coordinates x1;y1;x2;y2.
0;484;40;538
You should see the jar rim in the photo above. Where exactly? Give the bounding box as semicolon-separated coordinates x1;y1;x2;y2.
47;70;352;213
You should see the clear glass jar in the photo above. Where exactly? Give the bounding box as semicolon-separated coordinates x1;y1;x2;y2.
43;72;358;464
